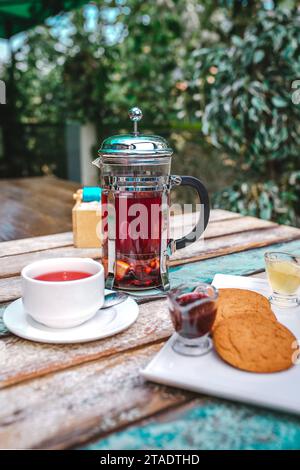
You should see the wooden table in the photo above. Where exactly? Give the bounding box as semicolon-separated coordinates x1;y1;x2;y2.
0;207;300;450
0;177;78;242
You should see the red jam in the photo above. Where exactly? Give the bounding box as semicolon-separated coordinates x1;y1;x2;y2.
170;291;217;338
34;271;93;282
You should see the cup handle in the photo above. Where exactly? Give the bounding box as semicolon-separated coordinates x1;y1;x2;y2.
172;175;210;250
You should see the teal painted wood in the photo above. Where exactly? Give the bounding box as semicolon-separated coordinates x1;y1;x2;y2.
170;238;300;287
0;303;8;337
80;238;300;450
84;400;300;450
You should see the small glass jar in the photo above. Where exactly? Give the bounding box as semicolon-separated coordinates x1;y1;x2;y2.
167;282;218;356
265;251;300;308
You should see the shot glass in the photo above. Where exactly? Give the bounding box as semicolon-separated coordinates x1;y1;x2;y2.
264;251;300;308
167;283;218;356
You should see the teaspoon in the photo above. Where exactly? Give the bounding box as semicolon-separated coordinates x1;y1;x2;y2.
102;291;128;309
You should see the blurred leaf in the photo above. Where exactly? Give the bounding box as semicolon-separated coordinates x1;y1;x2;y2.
253;49;265;63
271;96;287;108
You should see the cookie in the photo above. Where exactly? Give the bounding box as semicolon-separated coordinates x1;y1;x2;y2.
213;314;296;373
213;288;276;331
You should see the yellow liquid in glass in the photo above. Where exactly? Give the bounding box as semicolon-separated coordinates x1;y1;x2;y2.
266;260;300;295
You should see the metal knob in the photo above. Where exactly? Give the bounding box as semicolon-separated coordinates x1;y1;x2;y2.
129;107;143;121
129;107;142;134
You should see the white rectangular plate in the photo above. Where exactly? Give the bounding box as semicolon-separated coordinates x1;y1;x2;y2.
142;274;300;415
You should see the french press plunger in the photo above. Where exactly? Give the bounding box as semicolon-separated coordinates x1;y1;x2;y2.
93;107;210;291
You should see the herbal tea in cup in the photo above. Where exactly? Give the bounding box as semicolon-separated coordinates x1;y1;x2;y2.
22;258;104;328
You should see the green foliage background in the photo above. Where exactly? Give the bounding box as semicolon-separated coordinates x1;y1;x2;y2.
0;0;299;226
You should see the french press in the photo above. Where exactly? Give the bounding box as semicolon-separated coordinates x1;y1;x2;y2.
93;107;210;291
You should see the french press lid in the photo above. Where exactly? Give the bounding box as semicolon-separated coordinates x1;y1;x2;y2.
98;107;173;158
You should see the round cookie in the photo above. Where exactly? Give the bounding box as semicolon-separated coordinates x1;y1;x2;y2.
212;288;276;331
213;314;296;373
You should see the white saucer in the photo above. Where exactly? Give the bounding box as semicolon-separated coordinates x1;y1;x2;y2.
3;294;139;344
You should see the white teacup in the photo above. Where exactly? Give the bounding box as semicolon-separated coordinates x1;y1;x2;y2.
21;258;104;328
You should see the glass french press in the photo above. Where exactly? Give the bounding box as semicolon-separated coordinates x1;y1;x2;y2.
93;107;210;291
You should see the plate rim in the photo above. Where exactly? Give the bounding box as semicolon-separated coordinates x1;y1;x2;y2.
3;296;139;344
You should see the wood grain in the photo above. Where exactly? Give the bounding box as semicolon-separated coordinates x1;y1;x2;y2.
0;177;78;242
0;232;74;258
171;215;276;242
2;238;300;389
0;202;300;450
0;246;101;279
0;343;193;450
170;224;300;266
84;396;300;451
0;277;22;304
0;241;300;449
0;299;172;388
0;226;300;304
0;219;298;280
0;209;239;259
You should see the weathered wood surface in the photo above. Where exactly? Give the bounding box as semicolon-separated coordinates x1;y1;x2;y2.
0;177;78;242
170;224;300;265
0;343;194;450
0;246;101;280
0;209;238;278
172;214;277;241
0;208;300;449
1;239;300;391
0;225;297;280
86;397;300;451
0;232;74;258
0;208;236;259
0;239;300;449
0;299;171;388
0;211;300;302
0;277;21;303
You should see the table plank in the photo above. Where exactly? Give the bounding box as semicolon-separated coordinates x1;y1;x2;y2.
0;222;299;282
172;215;277;242
170;238;300;283
0;209;240;259
0;202;300;450
0;343;193;450
0;177;78;242
0;277;23;304
1;239;300;388
1;236;300;323
0;238;300;449
85;398;300;451
0;247;101;280
0;299;171;388
170;224;300;266
0;233;74;258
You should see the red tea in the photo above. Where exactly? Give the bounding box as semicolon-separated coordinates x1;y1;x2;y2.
102;190;166;289
170;292;217;338
34;271;93;282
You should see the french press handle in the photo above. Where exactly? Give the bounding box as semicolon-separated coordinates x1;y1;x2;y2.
172;176;210;250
